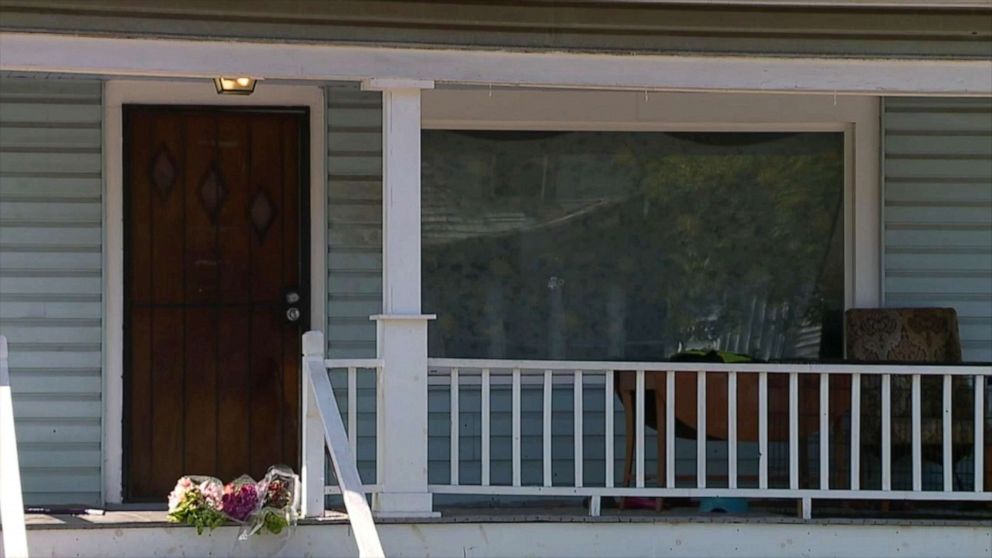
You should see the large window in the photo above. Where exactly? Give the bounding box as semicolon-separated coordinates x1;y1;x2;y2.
423;130;845;361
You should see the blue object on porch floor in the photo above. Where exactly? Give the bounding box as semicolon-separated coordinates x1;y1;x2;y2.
699;497;748;513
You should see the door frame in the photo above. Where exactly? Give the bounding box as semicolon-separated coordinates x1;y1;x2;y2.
103;80;326;504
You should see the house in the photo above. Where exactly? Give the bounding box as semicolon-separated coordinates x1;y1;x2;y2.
0;1;990;557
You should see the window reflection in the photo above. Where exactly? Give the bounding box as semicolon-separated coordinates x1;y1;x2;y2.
422;131;845;362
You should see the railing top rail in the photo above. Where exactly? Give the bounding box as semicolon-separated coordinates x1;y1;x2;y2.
427;357;992;375
323;358;384;369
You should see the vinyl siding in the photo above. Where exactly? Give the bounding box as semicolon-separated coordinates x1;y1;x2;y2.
0;0;989;59
325;83;382;486
0;75;103;506
883;97;992;363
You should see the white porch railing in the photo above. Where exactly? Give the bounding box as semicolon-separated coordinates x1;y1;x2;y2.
427;358;991;518
0;335;29;558
302;331;384;558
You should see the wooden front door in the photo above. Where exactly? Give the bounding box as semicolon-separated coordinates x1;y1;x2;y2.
123;107;307;501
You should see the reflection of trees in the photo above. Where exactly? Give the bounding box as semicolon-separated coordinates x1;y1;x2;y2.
423;131;845;361
614;141;845;355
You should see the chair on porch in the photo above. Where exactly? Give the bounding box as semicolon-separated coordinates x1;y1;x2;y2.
844;307;983;497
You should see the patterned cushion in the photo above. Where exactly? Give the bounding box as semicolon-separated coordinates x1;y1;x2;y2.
845;308;962;363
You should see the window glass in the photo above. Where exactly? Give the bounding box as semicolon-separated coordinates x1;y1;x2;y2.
423;130;845;361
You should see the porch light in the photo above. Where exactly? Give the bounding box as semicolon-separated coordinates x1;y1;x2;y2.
213;76;257;95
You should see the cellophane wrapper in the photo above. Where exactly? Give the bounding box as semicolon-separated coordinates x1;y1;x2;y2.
222;474;262;539
167;475;226;535
242;465;301;540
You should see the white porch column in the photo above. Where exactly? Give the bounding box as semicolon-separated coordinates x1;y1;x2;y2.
362;78;437;517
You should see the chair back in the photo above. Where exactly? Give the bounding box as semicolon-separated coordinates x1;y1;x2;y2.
845;307;962;363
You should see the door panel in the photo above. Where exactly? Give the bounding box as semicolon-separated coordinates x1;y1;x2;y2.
124;107;307;501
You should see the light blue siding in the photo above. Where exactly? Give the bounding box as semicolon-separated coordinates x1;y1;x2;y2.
0;75;103;506
883;97;992;363
325;83;382;487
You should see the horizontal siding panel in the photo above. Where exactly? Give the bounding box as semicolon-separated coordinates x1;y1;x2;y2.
884;205;992;225
0;200;102;221
884;111;992;133
0;175;102;197
885;135;992;158
0;276;102;294
884;158;992;181
0;102;101;124
327;155;381;176
0;151;101;175
18;470;102;493
885;228;991;248
14;419;101;444
18;446;101;468
0;75;102;506
885;251;992;273
0;126;102;149
8;370;102;394
0;225;101;246
883;97;992;364
884;182;992;204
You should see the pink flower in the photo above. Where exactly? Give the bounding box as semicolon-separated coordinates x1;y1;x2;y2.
167;477;194;512
221;482;259;522
200;480;224;510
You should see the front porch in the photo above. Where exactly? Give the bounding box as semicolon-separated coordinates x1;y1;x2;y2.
18;506;992;558
1;12;990;556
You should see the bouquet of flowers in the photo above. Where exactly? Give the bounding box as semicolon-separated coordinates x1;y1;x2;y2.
168;466;300;540
252;465;301;537
167;476;226;535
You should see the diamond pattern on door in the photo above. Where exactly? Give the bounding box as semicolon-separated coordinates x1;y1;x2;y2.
150;146;176;199
250;190;275;239
198;166;226;221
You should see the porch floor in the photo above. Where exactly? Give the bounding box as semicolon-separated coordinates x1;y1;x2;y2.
20;501;991;530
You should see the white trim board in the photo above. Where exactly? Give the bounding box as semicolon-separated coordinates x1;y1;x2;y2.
422;89;881;310
1;32;990;96
101;80;326;504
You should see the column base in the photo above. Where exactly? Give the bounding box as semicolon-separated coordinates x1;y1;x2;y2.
372;492;440;518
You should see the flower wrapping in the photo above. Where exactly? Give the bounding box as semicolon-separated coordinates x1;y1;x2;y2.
222;475;261;522
167;466;300;540
166;476;225;535
247;465;301;539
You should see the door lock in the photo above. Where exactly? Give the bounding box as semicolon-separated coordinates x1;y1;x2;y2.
286;307;301;322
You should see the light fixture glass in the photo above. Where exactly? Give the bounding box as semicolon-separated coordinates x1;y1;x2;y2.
214;77;257;95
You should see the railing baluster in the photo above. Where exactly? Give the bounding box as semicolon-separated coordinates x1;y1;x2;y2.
728;371;738;490
975;375;985;492
943;374;952;493
348;367;358;457
574;370;583;488
450;368;459;486
759;371;768;490
512;368;522;487
789;372;798;490
482;368;491;487
851;372;861;491
820;372;830;490
882;374;892;491
666;370;675;488
543;370;553;487
697;371;707;489
375;365;382;486
636;369;645;488
605;370;614;488
912;373;922;492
